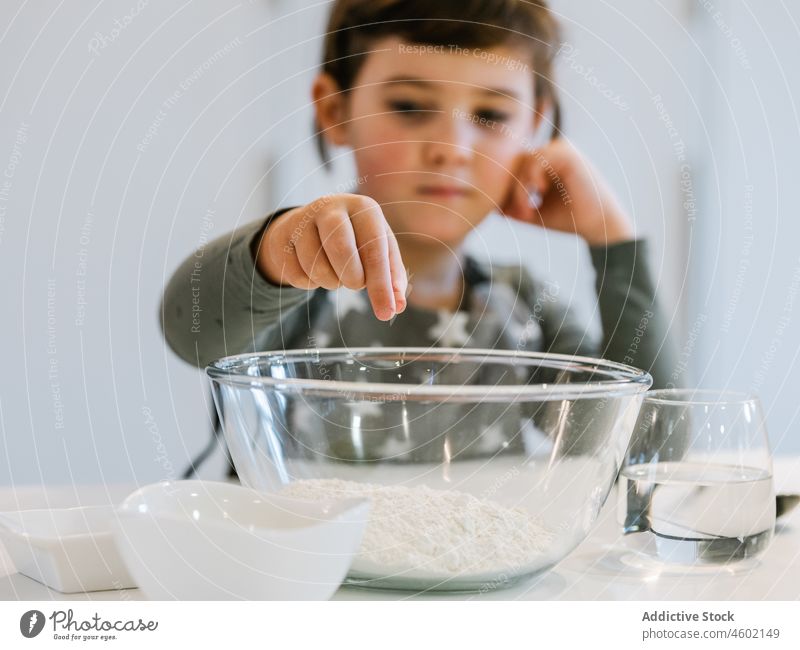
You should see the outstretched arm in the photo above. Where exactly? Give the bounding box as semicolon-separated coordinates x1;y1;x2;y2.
158;212;314;368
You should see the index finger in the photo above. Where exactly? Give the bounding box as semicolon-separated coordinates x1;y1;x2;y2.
385;225;408;313
349;199;395;321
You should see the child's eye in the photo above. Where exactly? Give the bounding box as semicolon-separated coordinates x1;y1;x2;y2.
474;109;511;124
386;100;435;118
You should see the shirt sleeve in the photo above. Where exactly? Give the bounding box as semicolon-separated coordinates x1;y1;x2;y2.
522;239;678;389
158;209;316;369
589;239;678;389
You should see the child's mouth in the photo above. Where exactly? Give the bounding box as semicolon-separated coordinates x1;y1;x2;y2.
417;185;471;199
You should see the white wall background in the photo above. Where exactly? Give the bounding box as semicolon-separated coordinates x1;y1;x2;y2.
1;0;798;488
686;2;800;456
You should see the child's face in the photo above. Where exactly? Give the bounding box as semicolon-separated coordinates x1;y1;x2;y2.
321;37;539;246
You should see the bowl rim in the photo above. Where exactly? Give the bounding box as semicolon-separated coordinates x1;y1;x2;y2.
114;480;371;538
205;347;652;399
642;388;762;406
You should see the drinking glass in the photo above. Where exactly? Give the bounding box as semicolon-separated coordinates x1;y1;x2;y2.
617;389;775;566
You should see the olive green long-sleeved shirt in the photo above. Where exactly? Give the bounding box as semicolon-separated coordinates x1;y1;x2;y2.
160;212;675;389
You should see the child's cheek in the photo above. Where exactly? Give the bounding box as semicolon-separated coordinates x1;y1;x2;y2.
477;142;526;201
353;135;417;179
351;140;415;202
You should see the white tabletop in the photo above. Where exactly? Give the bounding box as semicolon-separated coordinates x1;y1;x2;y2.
2;458;799;601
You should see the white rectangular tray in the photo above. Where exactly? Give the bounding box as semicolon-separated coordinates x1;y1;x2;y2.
0;505;135;593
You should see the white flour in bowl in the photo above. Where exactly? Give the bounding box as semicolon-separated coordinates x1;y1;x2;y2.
281;478;555;578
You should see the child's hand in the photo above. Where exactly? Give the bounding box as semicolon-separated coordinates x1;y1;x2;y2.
500;139;635;246
256;194;408;321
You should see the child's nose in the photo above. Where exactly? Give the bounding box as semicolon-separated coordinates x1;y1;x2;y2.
421;116;474;167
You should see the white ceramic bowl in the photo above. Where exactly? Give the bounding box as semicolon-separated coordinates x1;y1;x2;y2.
111;480;369;600
0;505;135;593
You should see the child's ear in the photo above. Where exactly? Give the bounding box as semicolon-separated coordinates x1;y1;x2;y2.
313;73;349;147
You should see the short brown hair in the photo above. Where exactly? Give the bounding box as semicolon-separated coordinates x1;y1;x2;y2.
316;0;563;162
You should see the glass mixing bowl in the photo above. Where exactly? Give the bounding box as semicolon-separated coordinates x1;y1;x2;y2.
207;347;651;591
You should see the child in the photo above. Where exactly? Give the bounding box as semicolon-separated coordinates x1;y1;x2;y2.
160;0;675;392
